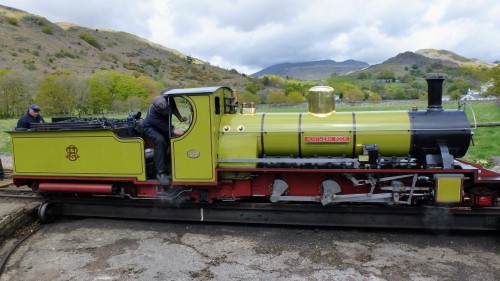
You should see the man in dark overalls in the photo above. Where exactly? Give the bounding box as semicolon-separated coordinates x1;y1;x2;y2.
16;104;45;129
143;95;186;186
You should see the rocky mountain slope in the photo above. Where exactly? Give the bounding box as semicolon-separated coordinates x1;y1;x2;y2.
252;59;369;80
0;5;248;89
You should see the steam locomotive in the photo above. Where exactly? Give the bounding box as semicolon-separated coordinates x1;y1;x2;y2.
7;77;500;215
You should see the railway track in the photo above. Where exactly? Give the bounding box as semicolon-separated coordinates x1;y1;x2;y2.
38;197;500;230
1;184;499;230
0;178;41;200
0;168;13;189
2;167;499;230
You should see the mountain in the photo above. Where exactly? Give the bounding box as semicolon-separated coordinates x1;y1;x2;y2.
350;49;494;78
0;5;248;89
254;49;493;81
415;49;489;67
252;59;369;80
382;51;459;67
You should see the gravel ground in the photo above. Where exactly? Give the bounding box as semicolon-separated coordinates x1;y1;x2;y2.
1;218;499;281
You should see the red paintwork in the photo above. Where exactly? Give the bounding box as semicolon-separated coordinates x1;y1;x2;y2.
476;196;493;206
39;182;113;194
11;162;500;208
455;159;500;183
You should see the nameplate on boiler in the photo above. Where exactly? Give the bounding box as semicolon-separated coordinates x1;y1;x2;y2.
304;136;350;143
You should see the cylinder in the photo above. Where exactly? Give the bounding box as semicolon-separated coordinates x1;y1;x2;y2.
308;86;335;116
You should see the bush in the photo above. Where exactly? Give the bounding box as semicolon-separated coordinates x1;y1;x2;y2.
7;17;18;26
55;50;76;59
24;61;37;70
42;26;53;35
79;33;100;49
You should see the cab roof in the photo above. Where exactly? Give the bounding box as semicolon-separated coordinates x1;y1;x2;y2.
161;86;232;96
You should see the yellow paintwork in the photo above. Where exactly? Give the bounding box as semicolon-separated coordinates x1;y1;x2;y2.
9;130;146;180
171;95;216;182
435;174;463;203
218;113;262;168
301;112;354;157
218;111;411;163
263;113;300;155
355;111;411;156
171;88;233;182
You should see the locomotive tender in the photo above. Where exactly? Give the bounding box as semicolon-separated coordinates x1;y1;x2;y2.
7;77;500;214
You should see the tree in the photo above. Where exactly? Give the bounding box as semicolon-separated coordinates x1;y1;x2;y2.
449;90;462;101
267;92;289;104
258;75;285;88
88;71;149;113
485;65;500;103
87;77;112;114
35;74;76;115
357;72;370;80
364;90;382;102
284;82;306;96
110;73;148;101
135;76;164;99
68;76;90;115
126;96;146;112
245;82;260;94
446;79;474;97
376;70;395;80
333;83;356;100
261;76;271;86
287;91;305;103
400;74;416;83
0;70;38;118
343;88;364;103
238;91;262;104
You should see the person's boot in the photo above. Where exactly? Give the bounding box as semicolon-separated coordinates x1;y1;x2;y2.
156;173;171;186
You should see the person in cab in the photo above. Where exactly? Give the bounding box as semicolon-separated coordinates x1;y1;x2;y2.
143;95;186;186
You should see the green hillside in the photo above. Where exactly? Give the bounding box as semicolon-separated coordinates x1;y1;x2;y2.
0;5;249;88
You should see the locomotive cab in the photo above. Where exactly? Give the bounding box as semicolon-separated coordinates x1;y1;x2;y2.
161;87;236;184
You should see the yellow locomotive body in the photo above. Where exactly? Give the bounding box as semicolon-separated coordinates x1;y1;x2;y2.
10;130;146;180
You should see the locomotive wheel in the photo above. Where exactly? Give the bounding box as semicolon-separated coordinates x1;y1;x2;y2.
38;202;61;223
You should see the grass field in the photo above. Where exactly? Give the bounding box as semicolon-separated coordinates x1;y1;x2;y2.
1;101;498;165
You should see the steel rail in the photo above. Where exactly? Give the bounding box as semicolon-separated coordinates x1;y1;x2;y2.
42;198;500;231
0;193;43;200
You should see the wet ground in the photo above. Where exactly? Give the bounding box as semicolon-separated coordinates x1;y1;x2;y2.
1;217;499;281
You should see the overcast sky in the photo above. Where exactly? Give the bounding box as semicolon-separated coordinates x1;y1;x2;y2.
2;0;499;74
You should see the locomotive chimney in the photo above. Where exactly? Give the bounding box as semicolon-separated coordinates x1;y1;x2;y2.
426;77;445;111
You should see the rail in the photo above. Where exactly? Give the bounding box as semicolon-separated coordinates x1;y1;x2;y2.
39;198;500;230
475;122;500;127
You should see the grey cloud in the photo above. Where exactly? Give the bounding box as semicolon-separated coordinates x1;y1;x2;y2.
2;0;154;37
2;0;499;73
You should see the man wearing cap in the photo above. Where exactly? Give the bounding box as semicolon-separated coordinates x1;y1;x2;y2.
16;104;45;130
143;95;187;186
